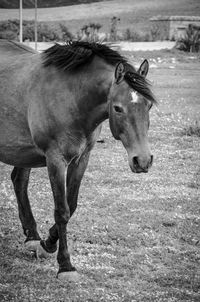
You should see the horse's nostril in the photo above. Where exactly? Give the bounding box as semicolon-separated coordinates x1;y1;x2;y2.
133;156;139;168
133;155;153;171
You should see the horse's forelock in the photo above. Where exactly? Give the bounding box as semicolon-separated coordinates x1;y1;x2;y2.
124;71;157;104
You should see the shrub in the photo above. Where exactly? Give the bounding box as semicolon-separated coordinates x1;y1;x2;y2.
0;19;19;40
150;24;161;41
150;22;169;41
124;28;131;40
23;21;35;41
110;16;120;41
0;30;17;40
0;19;73;42
59;23;73;41
123;28;151;42
78;22;102;42
176;24;200;52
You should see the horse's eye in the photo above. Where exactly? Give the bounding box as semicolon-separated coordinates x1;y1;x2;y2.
113;105;124;114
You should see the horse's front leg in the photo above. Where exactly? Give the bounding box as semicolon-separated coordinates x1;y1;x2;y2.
41;153;90;260
46;148;78;281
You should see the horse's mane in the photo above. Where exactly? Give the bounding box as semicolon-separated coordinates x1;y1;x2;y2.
43;41;156;103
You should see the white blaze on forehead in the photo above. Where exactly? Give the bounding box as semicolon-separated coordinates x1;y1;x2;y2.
130;90;139;103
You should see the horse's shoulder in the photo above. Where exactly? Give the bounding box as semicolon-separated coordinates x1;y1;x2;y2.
0;39;37;55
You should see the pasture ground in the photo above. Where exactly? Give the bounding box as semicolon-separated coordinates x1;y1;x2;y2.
0;48;200;301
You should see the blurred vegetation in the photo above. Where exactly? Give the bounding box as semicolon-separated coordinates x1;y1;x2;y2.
176;24;200;53
77;22;102;42
2;16;198;44
110;16;120;41
0;18;159;43
123;28;152;42
0;19;73;42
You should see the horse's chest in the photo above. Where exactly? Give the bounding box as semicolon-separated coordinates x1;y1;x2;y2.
62;126;101;163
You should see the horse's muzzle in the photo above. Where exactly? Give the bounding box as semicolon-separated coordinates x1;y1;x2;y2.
131;155;153;173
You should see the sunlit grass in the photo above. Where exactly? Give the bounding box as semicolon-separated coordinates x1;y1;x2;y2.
0;49;200;301
181;121;200;137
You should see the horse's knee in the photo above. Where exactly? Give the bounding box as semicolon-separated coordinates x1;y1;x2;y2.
54;209;70;225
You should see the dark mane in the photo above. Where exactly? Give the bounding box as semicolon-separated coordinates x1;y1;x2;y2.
43;41;156;103
43;41;129;70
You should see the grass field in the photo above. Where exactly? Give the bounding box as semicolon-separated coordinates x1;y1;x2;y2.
0;0;200;36
0;48;200;301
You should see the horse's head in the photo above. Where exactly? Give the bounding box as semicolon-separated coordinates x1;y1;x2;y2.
108;60;155;173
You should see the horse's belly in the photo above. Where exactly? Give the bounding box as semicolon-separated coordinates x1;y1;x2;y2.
0;144;46;168
0;129;46;168
0;113;46;167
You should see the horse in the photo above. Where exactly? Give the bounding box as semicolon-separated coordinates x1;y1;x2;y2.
0;39;156;282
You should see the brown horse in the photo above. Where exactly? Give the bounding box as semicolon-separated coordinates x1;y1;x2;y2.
0;40;156;282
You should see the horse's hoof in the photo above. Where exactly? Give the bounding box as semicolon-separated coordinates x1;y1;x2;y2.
57;271;80;283
24;240;50;258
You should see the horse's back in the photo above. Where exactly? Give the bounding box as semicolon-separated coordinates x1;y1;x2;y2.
0;39;37;57
0;40;45;167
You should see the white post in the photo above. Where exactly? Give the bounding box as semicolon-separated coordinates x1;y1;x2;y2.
35;0;38;50
19;0;23;42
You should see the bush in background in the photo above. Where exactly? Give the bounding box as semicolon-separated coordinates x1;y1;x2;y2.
0;19;73;42
123;28;151;42
78;23;102;42
176;24;200;52
0;19;19;39
110;16;120;41
150;21;170;41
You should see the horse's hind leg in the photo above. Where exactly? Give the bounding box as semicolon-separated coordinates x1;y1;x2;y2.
11;167;40;242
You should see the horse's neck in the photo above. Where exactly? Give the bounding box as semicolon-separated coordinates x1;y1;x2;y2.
34;58;114;140
78;60;114;134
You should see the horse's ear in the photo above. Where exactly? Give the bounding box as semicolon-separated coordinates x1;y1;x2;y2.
115;62;125;84
137;59;149;78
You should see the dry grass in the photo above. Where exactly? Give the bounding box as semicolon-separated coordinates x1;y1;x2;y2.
181;122;200;137
0;49;200;301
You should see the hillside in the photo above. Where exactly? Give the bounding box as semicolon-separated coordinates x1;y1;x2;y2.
0;0;199;39
0;0;108;9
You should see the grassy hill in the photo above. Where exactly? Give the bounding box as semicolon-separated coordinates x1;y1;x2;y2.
0;0;199;40
0;0;107;9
